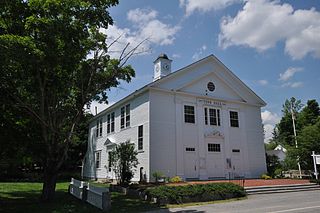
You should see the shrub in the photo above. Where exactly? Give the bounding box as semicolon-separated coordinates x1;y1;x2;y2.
152;171;164;183
146;183;246;204
169;176;182;183
261;174;272;179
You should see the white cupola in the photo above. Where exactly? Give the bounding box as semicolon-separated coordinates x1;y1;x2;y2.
153;53;172;81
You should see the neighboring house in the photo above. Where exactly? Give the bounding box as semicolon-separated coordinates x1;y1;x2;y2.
82;54;267;182
266;144;287;162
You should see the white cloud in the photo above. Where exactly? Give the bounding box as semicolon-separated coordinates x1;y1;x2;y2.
219;0;320;59
192;45;207;60
257;80;268;86
179;0;242;16
279;67;303;81
261;110;281;143
261;110;280;125
264;124;275;143
281;81;303;88
127;8;157;23
172;53;181;58
102;8;180;59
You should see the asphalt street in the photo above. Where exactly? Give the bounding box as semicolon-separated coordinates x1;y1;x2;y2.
148;190;320;213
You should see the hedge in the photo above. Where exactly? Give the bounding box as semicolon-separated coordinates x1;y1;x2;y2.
146;182;246;204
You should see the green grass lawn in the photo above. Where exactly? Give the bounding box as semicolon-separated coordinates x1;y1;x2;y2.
0;182;160;213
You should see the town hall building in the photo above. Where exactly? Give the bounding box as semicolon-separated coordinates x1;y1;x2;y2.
82;54;267;182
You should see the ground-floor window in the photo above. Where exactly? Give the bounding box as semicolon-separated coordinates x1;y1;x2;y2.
186;147;195;152
95;150;101;168
208;143;221;152
108;152;112;172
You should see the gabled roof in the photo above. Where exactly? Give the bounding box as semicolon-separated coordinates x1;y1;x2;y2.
91;54;266;121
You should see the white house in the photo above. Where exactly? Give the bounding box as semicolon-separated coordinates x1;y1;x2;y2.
82;54;267;182
266;145;287;162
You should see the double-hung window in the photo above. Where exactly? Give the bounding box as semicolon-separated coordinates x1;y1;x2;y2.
121;104;130;129
230;111;239;127
108;152;112;172
204;108;221;126
95;151;101;168
96;118;103;137
184;105;195;123
107;112;115;134
138;125;143;150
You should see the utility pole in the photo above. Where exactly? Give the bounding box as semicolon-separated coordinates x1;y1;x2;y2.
291;102;302;178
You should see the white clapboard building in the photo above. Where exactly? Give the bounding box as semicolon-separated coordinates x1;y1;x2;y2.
82;54;267;182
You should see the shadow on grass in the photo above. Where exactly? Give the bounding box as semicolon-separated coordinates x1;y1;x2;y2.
110;192;161;213
0;190;102;213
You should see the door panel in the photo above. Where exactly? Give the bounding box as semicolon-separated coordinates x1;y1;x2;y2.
184;150;198;179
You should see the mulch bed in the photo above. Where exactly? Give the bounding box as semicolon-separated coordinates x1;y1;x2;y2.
167;179;310;187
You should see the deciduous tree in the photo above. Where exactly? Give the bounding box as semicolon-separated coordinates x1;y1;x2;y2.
109;141;138;186
0;0;135;201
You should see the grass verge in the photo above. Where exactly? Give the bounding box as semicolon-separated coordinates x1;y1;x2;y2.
0;182;159;213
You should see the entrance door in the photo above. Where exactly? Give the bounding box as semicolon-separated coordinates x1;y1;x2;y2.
184;147;198;179
231;150;242;178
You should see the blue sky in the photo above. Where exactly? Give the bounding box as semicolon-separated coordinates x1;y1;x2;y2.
90;0;320;142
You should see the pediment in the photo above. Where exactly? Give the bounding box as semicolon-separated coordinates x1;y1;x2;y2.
151;55;266;106
178;72;245;102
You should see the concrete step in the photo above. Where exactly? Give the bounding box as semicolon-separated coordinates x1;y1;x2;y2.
245;183;320;195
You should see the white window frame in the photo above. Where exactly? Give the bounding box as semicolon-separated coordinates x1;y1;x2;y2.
107;112;115;134
207;143;221;153
229;110;240;128
96;118;103;137
184;104;196;124
204;107;221;126
121;104;130;129
138;125;143;151
95;150;102;169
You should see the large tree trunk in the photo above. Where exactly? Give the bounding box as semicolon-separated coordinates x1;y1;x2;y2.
41;169;58;202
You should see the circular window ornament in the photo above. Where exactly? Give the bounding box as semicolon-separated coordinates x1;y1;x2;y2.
207;82;215;92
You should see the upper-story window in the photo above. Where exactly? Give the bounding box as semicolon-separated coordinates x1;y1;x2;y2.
184;105;195;123
204;108;221;126
121;104;130;129
230;111;239;127
138;125;143;150
107;112;115;134
96;118;103;137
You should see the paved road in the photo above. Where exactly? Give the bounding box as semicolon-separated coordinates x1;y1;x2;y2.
148;190;320;213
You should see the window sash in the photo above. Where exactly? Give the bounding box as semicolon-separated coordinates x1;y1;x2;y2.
126;104;130;127
108;152;112;172
107;114;111;134
96;119;102;137
99;120;102;136
121;104;130;129
138;125;143;150
205;108;221;126
204;108;208;125
186;147;195;152
95;151;101;168
184;105;195;123
230;111;239;127
121;107;125;129
208;143;221;152
111;112;115;132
